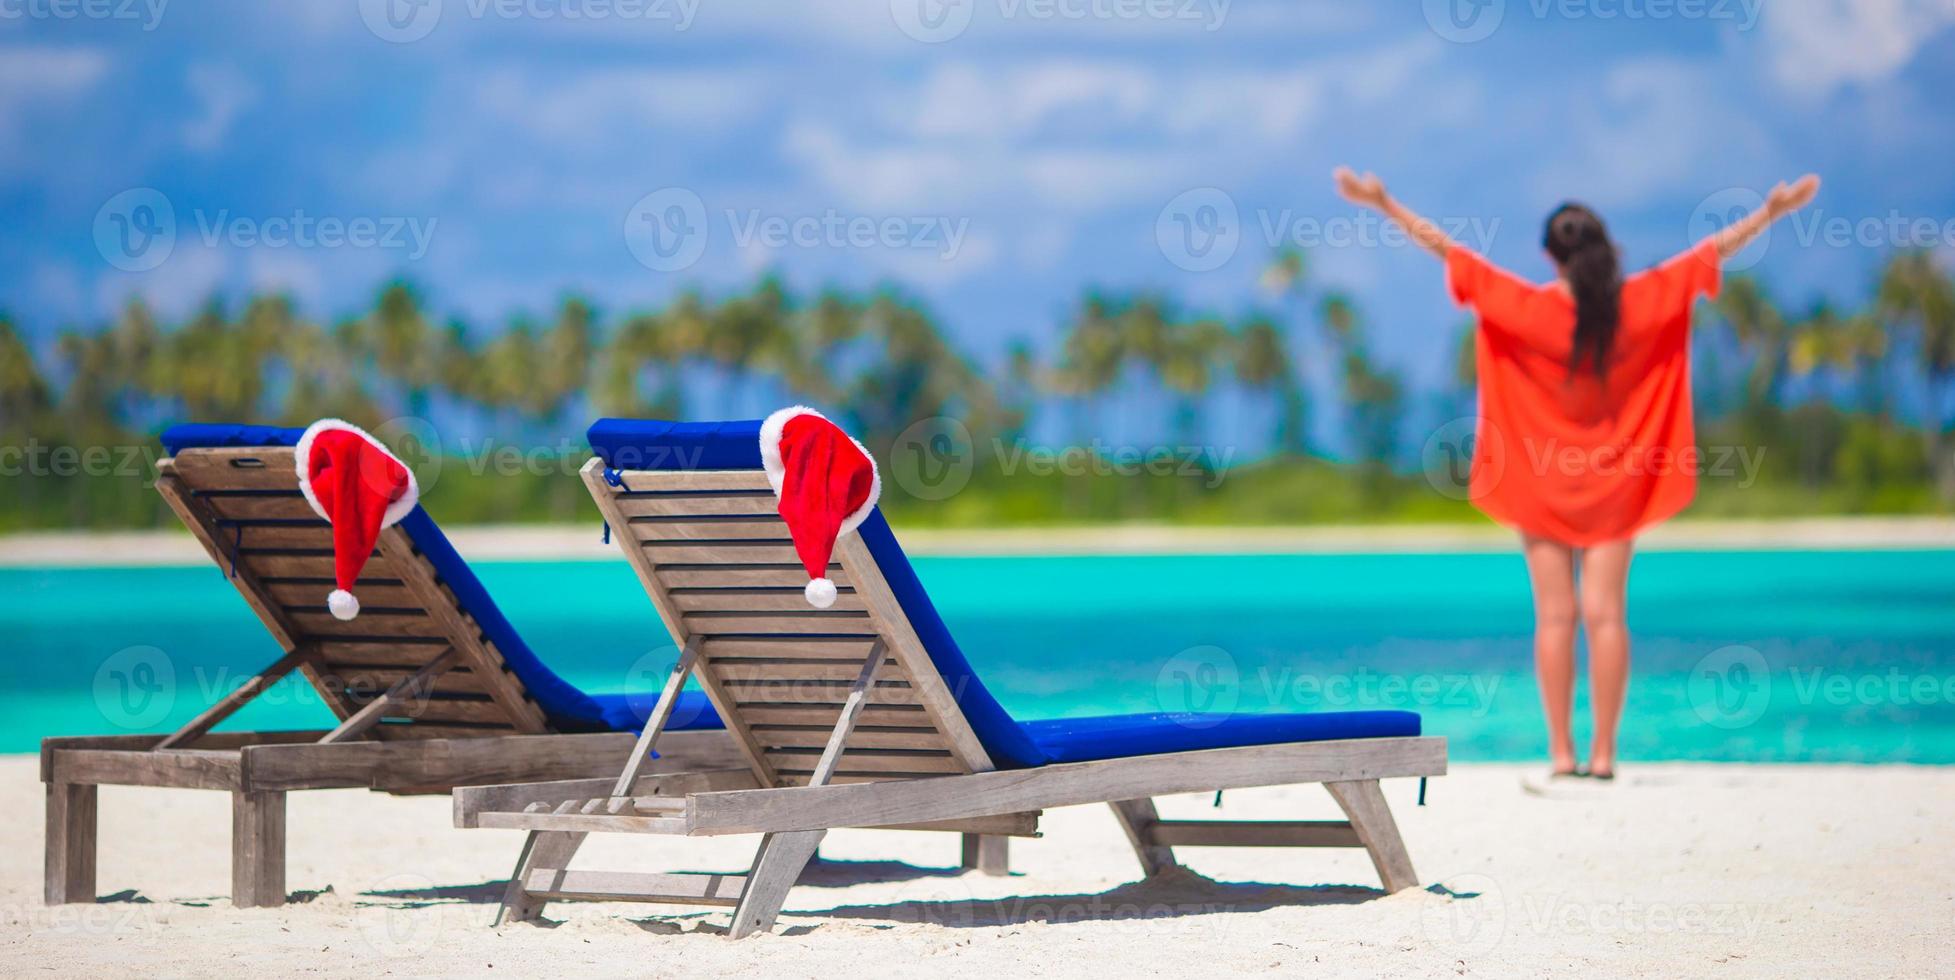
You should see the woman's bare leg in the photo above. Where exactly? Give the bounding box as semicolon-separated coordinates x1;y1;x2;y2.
1578;538;1635;777
1520;533;1579;774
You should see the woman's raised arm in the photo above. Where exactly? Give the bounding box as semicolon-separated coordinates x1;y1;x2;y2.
1707;174;1820;258
1333;167;1457;259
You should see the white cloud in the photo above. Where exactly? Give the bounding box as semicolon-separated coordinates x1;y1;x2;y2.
904;61;1158;140
1534;57;1773;210
181;63;259;153
781;36;1449;222
781;119;1195;213
1762;0;1955;97
29;261;85;313
472;65;772;143
243;250;325;307
0;47;108;170
93;243;227;320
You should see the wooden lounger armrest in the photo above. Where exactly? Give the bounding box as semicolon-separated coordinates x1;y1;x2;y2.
684;736;1447;836
454;768;759;828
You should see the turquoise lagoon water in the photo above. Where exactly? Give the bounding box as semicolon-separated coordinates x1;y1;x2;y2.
3;549;1953;761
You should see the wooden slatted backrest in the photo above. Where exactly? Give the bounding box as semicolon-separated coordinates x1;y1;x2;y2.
157;446;548;739
581;459;995;787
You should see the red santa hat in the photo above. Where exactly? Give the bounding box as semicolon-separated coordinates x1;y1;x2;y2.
758;406;880;608
294;419;419;621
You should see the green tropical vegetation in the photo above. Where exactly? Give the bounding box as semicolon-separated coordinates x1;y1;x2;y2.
1;247;1950;532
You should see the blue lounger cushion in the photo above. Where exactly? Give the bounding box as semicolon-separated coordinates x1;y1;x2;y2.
588;417;1422;770
1018;710;1424;765
159;423;723;736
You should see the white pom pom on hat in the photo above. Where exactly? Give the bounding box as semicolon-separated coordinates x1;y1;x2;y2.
327;589;360;621
804;577;838;609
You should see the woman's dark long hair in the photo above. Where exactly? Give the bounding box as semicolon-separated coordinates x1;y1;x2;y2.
1543;203;1622;378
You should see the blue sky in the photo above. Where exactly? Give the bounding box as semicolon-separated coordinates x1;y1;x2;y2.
4;0;1954;447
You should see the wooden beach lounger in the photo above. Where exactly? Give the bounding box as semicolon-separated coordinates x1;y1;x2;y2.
453;419;1448;938
42;424;740;909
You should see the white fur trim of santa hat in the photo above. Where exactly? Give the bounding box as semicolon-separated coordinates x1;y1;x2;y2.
294;418;421;530
758;405;881;538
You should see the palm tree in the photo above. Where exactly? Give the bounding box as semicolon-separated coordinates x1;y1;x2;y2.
535;296;595;420
1318;292;1359;348
846;291;990;456
1450;319;1477;419
1714;275;1791;409
363;282;451;420
1260;248;1305;298
281;311;377;422
1053;294;1127;447
0;316;52;430
1314;292;1403;495
1231;315;1305;455
1157;315;1223;450
1789;302;1887;415
706;277;793;417
1876;250;1955;497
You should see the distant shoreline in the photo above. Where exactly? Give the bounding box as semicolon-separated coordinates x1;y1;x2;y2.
3;515;1951;567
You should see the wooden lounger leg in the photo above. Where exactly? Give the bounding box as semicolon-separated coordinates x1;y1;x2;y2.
231;790;287;908
728;829;825;940
959;834;1010;876
496;830;588;926
1107;798;1179;877
45;782;98;904
1324;779;1417;893
727;639;883;940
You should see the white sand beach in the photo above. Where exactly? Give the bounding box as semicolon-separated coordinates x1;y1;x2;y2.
4;515;1953;567
3;758;1949;977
